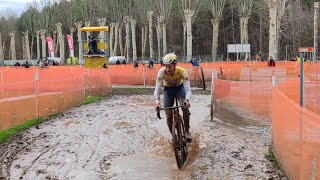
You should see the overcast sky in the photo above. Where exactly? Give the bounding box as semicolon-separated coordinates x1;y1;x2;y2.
0;0;35;16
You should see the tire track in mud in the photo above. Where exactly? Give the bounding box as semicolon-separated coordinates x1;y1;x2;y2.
0;94;286;179
0;132;48;179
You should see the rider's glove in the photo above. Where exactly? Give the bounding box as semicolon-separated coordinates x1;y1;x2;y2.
184;99;190;108
155;100;160;112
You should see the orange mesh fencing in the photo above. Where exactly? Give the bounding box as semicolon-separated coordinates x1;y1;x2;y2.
108;64;209;88
272;86;320;179
214;79;272;121
0;66;112;131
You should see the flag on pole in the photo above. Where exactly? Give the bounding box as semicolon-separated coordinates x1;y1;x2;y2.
67;35;74;57
46;37;54;58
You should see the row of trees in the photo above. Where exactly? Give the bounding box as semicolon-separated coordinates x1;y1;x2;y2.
0;0;318;63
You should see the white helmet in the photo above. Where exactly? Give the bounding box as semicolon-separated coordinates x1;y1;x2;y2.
163;53;177;65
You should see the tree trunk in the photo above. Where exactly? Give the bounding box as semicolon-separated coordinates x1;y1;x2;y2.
0;33;3;60
124;16;131;62
142;25;148;60
184;9;194;61
240;16;249;44
211;19;220;61
40;29;46;59
70;27;75;37
53;30;58;55
23;30;31;60
131;19;137;61
36;30;40;60
269;0;277;60
183;22;186;59
57;23;65;64
30;34;34;59
85;21;91;41
119;24;124;56
110;23;114;56
156;18;162;62
147;11;154;59
240;16;249;60
314;2;319;63
22;36;26;60
9;32;16;60
98;18;106;43
75;21;83;63
114;23;119;56
162;23;167;56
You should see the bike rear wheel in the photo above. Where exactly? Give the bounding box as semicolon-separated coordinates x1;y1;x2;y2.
172;122;188;169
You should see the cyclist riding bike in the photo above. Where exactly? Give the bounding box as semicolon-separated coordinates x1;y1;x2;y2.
154;53;192;141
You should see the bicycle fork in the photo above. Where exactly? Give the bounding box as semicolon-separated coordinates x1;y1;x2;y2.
173;112;184;146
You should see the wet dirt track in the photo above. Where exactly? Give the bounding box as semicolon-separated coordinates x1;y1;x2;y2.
0;94;286;180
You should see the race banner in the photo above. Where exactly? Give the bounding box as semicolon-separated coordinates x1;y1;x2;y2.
66;34;74;57
46;37;54;58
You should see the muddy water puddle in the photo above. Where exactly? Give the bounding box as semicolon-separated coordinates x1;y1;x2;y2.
0;94;285;179
105;139;200;179
107;154;193;179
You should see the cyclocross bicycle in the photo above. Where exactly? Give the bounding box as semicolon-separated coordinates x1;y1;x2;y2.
157;99;190;169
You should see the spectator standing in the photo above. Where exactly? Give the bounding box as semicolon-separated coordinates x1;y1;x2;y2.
267;56;276;67
148;58;154;69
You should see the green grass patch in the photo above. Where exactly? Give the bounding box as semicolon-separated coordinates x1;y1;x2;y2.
79;96;101;106
0;114;57;143
265;146;280;169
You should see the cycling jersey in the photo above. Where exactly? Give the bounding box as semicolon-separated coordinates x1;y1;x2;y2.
154;66;191;105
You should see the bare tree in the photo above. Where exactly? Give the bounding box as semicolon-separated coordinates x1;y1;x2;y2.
124;16;131;62
40;29;46;59
84;21;91;41
36;30;40;60
22;36;26;60
314;2;319;63
156;0;174;57
109;23;115;56
156;17;162;62
56;23;65;63
131;19;138;61
135;0;154;60
0;33;3;60
75;21;83;62
98;18;106;43
207;0;226;61
23;30;31;60
147;11;154;60
179;0;203;61
108;0;133;57
232;0;256;60
9;32;16;60
267;0;277;60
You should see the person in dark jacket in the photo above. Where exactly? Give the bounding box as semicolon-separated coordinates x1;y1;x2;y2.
267;56;276;67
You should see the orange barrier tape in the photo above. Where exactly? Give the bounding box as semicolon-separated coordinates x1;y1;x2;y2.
272;87;320;179
0;66;112;131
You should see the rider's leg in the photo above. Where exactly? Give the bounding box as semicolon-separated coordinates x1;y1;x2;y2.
177;86;192;141
176;86;190;131
163;88;174;134
182;107;190;132
165;110;173;133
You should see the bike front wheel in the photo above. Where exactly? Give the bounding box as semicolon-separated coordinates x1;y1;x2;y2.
172;122;188;169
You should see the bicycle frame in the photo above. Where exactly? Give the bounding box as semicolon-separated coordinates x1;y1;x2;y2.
157;98;190;169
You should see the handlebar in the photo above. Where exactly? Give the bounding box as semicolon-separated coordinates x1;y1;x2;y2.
156;105;191;119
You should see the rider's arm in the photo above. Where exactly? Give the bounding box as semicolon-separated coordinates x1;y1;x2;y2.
154;69;163;106
182;70;192;101
183;79;192;101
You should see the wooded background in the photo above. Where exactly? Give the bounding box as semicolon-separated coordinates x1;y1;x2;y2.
0;0;317;62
